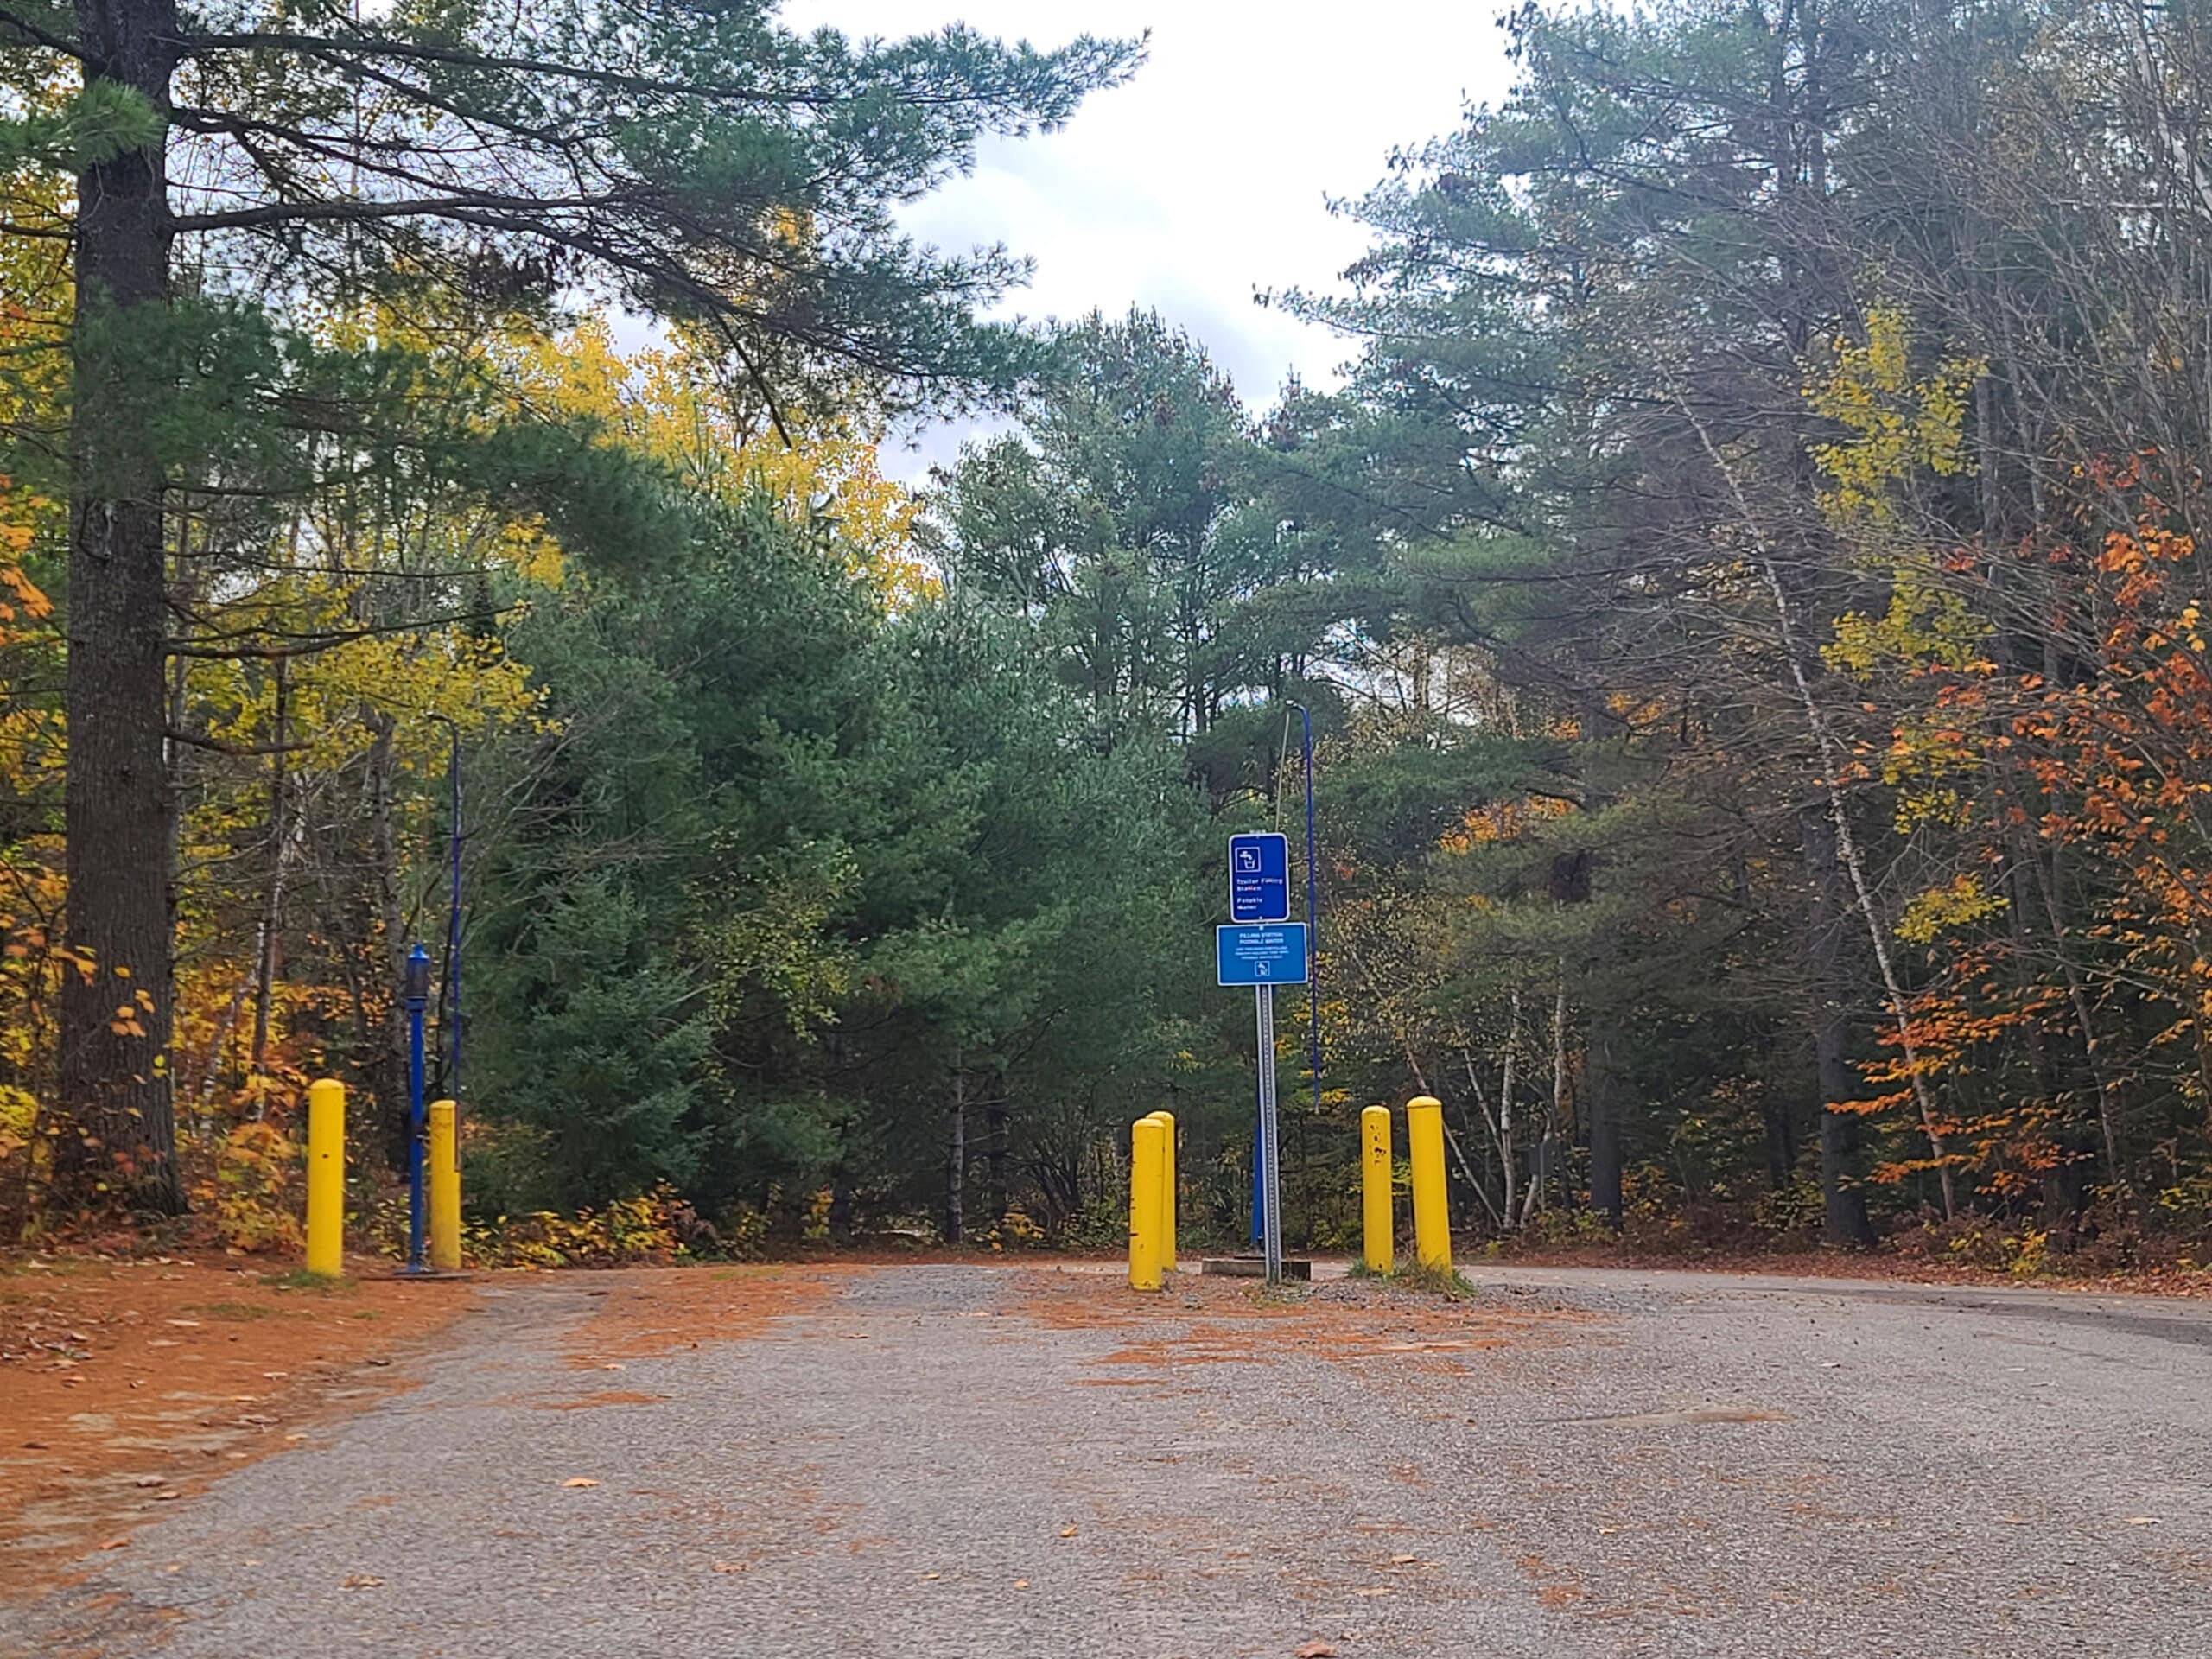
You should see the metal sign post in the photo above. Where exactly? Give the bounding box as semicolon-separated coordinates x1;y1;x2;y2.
1254;984;1283;1284
1227;835;1295;1262
1218;919;1307;1287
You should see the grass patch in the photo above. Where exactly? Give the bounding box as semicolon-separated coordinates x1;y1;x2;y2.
259;1268;359;1294
1384;1261;1483;1300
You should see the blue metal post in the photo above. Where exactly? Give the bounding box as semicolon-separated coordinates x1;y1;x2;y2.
432;715;462;1104
1301;706;1321;1126
403;943;430;1273
1252;703;1323;1249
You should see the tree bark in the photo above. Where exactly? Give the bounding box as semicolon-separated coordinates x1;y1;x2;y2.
1802;807;1875;1247
985;1100;1007;1225
249;655;291;1074
56;0;184;1213
1586;1009;1625;1224
364;710;410;1168
942;1064;965;1244
1499;989;1519;1228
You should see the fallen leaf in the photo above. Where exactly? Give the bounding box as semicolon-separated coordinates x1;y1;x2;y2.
1354;1586;1390;1598
2126;1516;2161;1526
1058;1525;1079;1538
920;1572;941;1581
1389;1553;1417;1565
711;1560;750;1573
155;1491;181;1502
562;1478;600;1489
164;1319;201;1329
1013;1579;1029;1590
340;1575;383;1589
132;1475;165;1488
1295;1643;1339;1658
98;1538;130;1551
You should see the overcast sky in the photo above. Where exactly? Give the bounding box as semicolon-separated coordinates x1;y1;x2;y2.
779;1;1518;480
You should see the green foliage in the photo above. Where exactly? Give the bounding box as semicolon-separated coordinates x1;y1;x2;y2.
472;874;712;1208
0;82;162;171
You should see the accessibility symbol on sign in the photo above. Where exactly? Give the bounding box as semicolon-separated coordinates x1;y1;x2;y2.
1216;923;1309;987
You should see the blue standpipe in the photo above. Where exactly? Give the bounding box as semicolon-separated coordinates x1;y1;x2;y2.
1299;704;1319;1126
1252;702;1323;1249
403;943;430;1274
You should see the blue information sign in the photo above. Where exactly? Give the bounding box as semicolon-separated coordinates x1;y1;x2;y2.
1228;832;1291;923
1217;923;1310;987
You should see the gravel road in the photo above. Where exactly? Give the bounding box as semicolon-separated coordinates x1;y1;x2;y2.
10;1259;2212;1658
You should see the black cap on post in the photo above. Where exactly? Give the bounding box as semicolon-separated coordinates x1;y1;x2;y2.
402;942;431;1007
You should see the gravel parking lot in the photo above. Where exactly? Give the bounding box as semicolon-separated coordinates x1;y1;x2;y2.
11;1258;2212;1658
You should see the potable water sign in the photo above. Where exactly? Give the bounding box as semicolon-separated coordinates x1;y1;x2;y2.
1216;923;1310;986
1228;831;1291;923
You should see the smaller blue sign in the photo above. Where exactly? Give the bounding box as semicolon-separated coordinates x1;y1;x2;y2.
1229;832;1291;923
1217;923;1310;987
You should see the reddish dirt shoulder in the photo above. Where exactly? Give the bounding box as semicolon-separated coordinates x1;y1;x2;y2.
0;1253;475;1599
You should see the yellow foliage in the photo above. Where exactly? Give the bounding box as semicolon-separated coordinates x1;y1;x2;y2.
1824;562;1989;679
1896;874;2007;944
1806;307;1984;524
197;1121;304;1253
1437;794;1573;854
493;320;929;602
466;1184;697;1268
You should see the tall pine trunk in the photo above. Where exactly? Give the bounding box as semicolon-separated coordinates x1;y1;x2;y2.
56;0;184;1212
942;1064;965;1245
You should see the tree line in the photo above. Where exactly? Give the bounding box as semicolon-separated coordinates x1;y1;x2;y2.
10;0;2212;1262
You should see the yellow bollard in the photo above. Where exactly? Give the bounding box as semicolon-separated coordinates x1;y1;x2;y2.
429;1099;462;1273
1129;1116;1166;1291
1362;1104;1395;1274
1149;1110;1178;1273
1406;1095;1452;1272
305;1078;345;1279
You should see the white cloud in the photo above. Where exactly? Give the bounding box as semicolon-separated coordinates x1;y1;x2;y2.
778;0;1516;480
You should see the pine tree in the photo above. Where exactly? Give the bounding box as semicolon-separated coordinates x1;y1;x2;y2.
1;0;1140;1210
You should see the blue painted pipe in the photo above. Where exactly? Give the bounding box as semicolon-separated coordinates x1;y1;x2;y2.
404;942;430;1273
